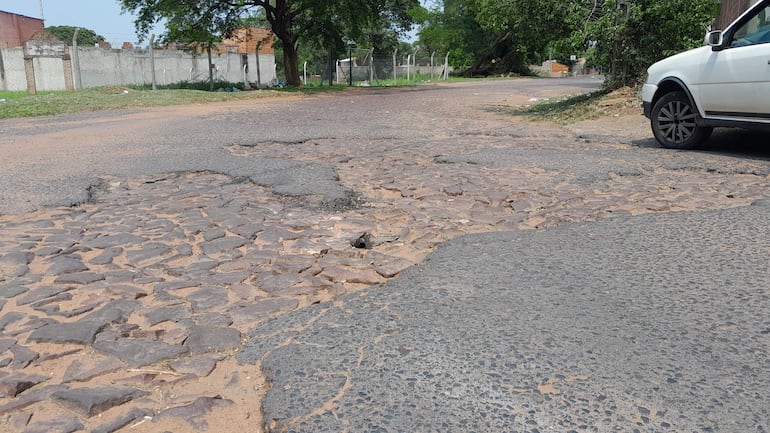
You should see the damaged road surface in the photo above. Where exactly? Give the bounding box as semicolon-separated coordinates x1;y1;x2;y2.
238;202;770;433
1;78;770;432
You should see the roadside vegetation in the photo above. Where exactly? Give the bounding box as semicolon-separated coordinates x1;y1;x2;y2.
497;86;641;124
0;74;480;119
0;86;287;119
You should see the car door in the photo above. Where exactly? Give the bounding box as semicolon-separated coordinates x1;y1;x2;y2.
698;3;770;121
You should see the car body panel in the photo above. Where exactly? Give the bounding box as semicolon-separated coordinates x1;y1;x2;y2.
642;0;770;142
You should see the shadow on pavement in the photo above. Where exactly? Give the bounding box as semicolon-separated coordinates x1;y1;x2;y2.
632;128;770;161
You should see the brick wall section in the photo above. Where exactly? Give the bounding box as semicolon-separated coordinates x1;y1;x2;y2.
0;11;44;48
214;27;274;55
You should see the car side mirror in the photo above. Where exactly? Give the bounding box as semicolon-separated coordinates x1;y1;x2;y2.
706;30;725;51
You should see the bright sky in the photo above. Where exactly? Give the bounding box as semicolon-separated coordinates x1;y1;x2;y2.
0;0;162;46
0;0;426;46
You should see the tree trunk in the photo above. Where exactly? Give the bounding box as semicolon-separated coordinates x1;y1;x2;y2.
266;0;302;86
282;41;301;86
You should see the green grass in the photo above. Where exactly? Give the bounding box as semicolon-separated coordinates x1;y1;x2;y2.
0;86;289;119
489;89;612;124
0;75;504;119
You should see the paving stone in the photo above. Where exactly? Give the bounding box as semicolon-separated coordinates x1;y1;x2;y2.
169;354;225;377
200;236;248;255
45;255;89;275
27;320;107;345
0;251;33;267
16;286;74;306
0;283;28;298
10;344;39;369
187;286;229;312
94;339;189;368
84;233;146;249
0;338;14;352
91;408;154;433
54;271;106;285
194;312;233;327
7;411;32;430
271;254;316;274
90;247;123;265
63;357;126;383
363;250;413;274
317;265;387;285
257;271;306;294
227;298;300;325
21;414;84;433
34;348;82;364
80;299;141;325
145;305;192;326
30;292;73;313
155;281;200;291
0;385;68;415
34;246;62;257
175;244;194;256
0;373;49;397
202;227;226;241
184;326;242;354
4;316;56;337
215;259;254;273
125;243;173;266
155;395;235;431
51;385;148;417
207;271;252;285
104;284;148;299
256;228;301;243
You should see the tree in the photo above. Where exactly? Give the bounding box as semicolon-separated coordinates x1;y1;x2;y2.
417;0;493;72
119;0;419;86
587;0;719;89
45;25;105;46
417;0;588;76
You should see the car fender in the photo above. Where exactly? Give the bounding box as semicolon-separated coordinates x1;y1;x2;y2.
650;76;706;120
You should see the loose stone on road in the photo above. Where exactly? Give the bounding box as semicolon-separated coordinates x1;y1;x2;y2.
1;78;769;432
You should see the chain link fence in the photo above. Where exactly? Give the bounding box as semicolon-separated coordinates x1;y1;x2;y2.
301;48;451;86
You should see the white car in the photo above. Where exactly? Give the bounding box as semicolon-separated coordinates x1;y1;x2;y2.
642;0;770;149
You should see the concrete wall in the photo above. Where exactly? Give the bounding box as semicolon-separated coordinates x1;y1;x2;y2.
0;47;26;91
0;46;276;92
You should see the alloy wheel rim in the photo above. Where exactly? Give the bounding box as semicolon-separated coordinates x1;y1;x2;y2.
657;101;697;144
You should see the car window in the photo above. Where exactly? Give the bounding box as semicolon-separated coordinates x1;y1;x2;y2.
730;5;770;47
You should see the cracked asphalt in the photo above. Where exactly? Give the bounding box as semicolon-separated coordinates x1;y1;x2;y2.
1;77;770;432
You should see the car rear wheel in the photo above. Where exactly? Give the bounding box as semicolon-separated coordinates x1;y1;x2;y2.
651;91;712;149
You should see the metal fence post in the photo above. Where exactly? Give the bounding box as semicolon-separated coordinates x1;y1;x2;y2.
71;27;81;90
149;34;157;90
392;49;397;84
369;48;374;83
430;51;435;81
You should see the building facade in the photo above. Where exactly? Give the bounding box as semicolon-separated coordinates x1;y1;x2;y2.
0;11;44;48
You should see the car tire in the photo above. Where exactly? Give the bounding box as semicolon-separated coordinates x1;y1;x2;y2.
651;91;713;149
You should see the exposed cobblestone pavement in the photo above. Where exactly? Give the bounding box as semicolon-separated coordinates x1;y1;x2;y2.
1;79;770;432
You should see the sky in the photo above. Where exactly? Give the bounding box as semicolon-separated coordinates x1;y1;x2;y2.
0;0;427;47
0;0;163;46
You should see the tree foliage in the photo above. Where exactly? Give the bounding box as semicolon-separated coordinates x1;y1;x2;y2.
45;26;105;46
587;0;719;89
418;0;586;76
416;0;719;86
119;0;420;86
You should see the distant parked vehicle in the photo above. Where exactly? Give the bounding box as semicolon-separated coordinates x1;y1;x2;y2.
642;0;770;149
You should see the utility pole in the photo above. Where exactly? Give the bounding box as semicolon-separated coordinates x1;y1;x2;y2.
39;0;45;22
